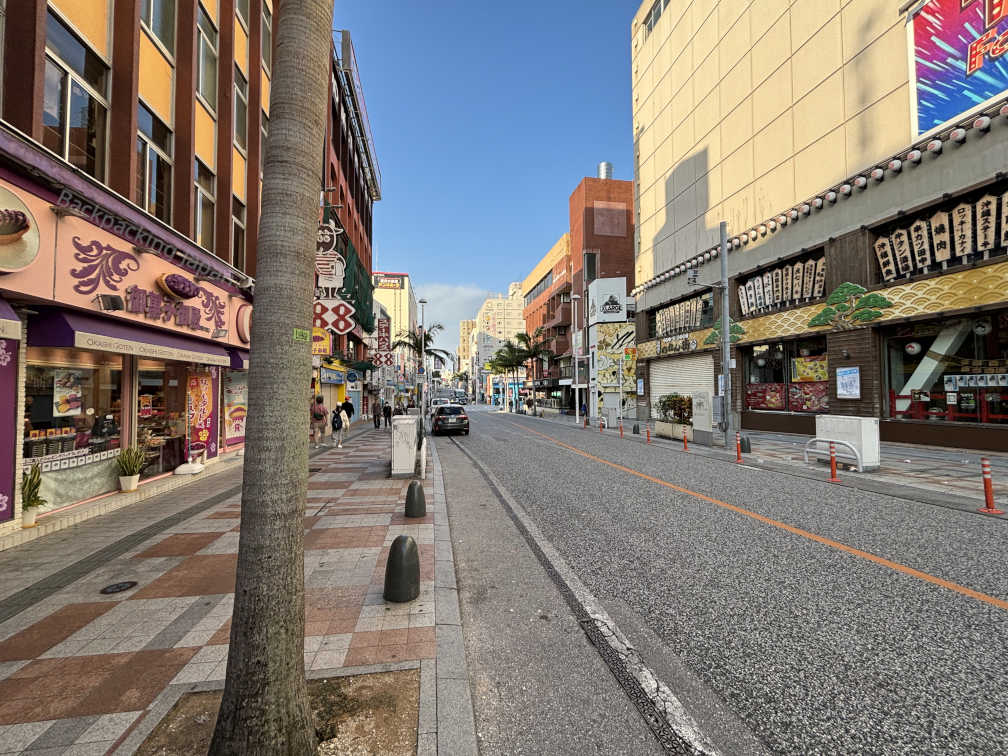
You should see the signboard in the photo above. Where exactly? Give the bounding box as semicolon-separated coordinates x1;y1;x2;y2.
0;339;17;522
187;370;219;458
377;317;391;351
223;370;248;446
596;323;635;389
320;367;345;384
315;221;345;299
637;378;644;396
836;366;861;400
311;327;332;356
313;298;356;334
586;277;627;326
909;0;1008;137
374;274;404;289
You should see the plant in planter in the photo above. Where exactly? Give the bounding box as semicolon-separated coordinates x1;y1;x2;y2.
115;445;149;492
20;462;46;528
654;394;694;440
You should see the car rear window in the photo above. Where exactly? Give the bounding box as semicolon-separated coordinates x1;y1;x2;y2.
437;406;464;415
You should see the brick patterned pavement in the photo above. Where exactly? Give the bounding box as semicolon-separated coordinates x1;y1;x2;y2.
0;430;435;754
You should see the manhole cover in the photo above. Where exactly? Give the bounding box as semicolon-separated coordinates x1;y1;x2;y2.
309;467;323;473
100;581;138;595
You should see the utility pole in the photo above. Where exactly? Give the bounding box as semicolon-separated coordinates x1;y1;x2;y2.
719;220;732;448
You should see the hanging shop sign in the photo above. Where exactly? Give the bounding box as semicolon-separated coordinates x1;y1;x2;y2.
313;298;356;335
738;257;825;316
654;293;710;337
311;326;332;356
909;0;1008;137
320;367;345;384
187;370;219;459
374;274;404;289
658;335;699;356
874;194;1007;281
377;318;391;351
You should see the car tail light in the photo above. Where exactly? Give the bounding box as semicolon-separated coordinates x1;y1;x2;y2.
459;415;467;420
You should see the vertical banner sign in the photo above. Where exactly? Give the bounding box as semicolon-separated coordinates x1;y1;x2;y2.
737;285;749;317
930;211;952;261
802;259;817;299
223;370;248;446
782;264;793;301
874;237;897;281
377;318;390;351
762;272;774;307
753;275;766;308
792;262;805;298
0;339;17;522
813;257;827;298
952;203;973;258
909;0;1008;137
910;219;932;268
188;370;219;459
892;229;914;274
976;195;997;251
772;269;783;303
746;279;757;311
1002;193;1008;248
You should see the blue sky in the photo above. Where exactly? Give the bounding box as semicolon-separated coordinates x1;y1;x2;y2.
334;1;638;364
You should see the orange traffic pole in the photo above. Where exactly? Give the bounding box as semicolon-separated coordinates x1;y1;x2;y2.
599;419;604;433
646;424;651;444
829;441;840;483
735;432;742;463
619;422;624;439
978;457;1005;514
683;433;688;452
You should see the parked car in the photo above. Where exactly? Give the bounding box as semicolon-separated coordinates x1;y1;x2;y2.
431;404;469;435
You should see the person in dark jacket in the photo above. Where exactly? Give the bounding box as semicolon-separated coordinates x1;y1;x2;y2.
341;399;355;424
382;401;393;428
372;399;382;428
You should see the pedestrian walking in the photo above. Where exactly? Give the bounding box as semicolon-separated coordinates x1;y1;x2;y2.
383;401;393;428
341;398;355;426
372;399;382;429
580;401;588;418
309;395;329;448
334;405;351;448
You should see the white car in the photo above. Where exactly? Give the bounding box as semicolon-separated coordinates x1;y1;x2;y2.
430;398;450;417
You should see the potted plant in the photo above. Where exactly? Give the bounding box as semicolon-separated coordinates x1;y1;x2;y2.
654;394;694;442
115;445;148;492
20;462;46;528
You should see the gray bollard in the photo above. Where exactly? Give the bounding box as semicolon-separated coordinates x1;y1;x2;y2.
739;435;752;454
405;479;426;518
383;534;419;603
632;423;640;435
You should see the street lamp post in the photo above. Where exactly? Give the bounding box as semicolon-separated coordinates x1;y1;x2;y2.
418;298;427;418
571;293;581;426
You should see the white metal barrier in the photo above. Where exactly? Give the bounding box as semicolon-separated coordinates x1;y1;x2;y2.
803;438;864;473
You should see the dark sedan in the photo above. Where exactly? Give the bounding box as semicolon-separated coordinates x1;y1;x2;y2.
431;404;469;435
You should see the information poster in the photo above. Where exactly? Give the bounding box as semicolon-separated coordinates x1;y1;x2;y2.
139;394;153;418
223;371;248;447
836;366;861;400
745;383;786;410
791;355;829;383
187;369;219;458
52;369;83;417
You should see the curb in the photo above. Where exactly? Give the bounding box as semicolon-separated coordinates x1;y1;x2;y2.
426;439;479;755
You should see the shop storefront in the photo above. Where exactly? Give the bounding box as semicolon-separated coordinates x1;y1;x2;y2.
0;151;252;536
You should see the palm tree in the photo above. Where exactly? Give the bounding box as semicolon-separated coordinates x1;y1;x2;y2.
515;328;553;416
390;323;453;372
210;1;332;753
491;340;525;412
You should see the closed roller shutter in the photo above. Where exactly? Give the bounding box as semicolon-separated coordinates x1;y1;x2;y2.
648;353;714;410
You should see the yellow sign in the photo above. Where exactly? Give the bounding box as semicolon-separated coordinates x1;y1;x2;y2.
311;327;332;356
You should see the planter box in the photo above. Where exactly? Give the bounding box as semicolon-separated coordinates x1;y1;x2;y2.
654;421;693;441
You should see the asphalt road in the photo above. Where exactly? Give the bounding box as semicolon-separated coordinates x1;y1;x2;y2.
437;407;1008;755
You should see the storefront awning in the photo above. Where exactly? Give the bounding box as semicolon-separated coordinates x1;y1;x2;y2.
228;349;250;370
0;295;21;340
28;310;231;366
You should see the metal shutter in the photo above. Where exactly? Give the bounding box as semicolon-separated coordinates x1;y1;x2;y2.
648;353;715;407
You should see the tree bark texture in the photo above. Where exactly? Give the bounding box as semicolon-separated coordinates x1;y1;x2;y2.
209;0;333;753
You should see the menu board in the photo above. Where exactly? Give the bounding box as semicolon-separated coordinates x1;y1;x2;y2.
52;370;83;417
791;354;828;382
745;383;786;410
788;382;829;413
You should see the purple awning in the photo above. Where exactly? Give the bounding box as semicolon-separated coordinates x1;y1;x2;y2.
28;310;231;366
0;295;20;340
228;349;249;370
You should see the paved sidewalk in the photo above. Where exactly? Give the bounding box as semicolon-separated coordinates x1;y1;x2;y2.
0;426;474;754
513;411;1008;511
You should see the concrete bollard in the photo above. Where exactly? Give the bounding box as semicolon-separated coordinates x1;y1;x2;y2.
633;423;640;435
383;534;420;602
405;479;426;518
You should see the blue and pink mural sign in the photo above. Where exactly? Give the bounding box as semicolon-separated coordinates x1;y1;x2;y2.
0;339;17;522
911;0;1008;136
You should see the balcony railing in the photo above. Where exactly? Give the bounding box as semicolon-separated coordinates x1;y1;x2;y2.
544;302;571;329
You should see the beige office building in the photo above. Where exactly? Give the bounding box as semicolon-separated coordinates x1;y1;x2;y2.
372;272;418;387
458;319;475;371
474;283;526;342
631;0;1008;451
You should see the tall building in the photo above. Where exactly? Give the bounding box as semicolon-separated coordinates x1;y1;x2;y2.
520;167;635;413
372;271;418;397
630;0;1008;451
458;318;475;377
473;283;525;342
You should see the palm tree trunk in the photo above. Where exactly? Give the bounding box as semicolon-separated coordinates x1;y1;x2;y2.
209;1;332;753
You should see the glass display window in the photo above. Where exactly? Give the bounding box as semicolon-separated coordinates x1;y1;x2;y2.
885;311;1008;424
137;359;189;477
24;348;124;458
744;338;829;413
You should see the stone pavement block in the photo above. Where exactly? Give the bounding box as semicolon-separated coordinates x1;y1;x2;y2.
435;624;466;681
435;557;457;590
435;586;461;626
436;677;478;756
0;720;56;753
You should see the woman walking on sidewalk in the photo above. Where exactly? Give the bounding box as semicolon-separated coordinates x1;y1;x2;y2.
309;395;329;448
372;399;382;429
334;404;351;448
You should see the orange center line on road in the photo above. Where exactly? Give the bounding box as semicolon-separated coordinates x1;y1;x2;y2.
506;420;1008;613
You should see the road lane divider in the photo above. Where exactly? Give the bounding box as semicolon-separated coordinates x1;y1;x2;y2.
507;420;1008;613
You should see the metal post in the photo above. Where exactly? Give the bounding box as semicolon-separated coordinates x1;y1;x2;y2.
573;295;579;427
720;221;732;449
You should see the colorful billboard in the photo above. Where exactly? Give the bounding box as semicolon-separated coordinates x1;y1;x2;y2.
910;0;1008;136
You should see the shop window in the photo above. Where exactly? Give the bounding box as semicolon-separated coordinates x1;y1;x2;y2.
885;312;1008;424
23;349;124;460
43;12;109;181
136;102;172;223
137;361;189;478
744;339;829;413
